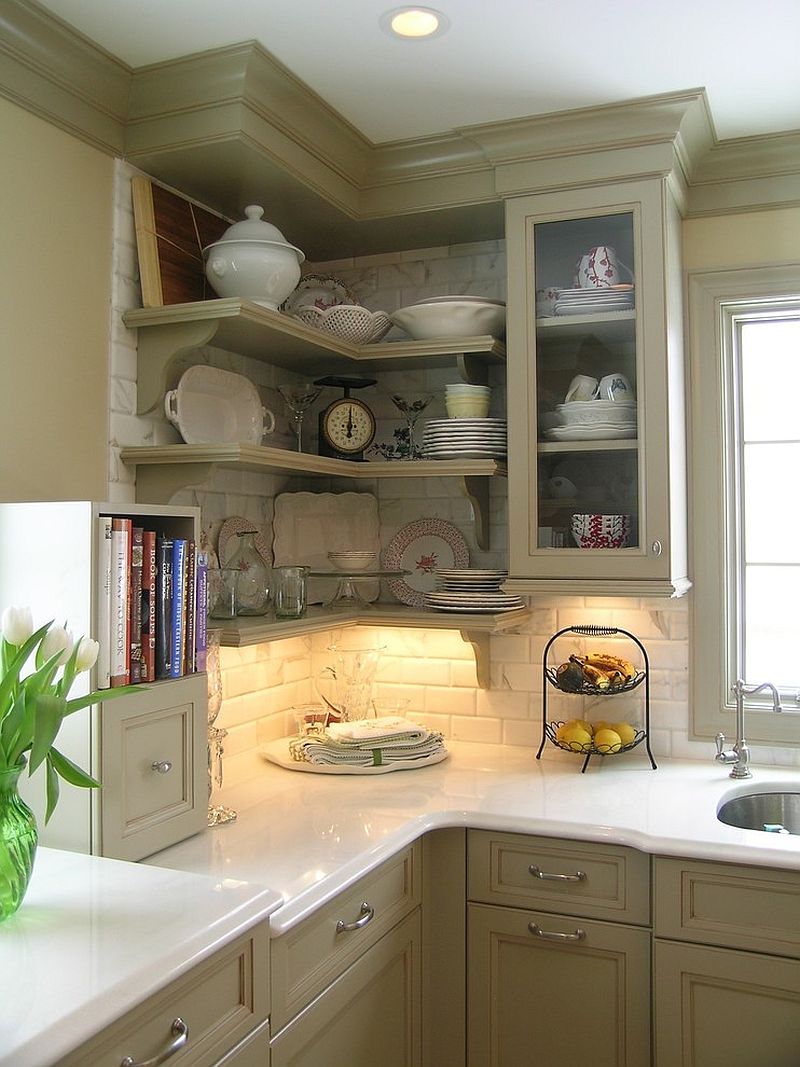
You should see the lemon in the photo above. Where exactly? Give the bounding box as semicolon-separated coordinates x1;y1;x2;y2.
611;721;637;747
593;727;622;752
561;718;593;736
557;723;592;751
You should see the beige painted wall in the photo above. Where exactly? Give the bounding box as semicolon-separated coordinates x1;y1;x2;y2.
683;206;800;270
0;97;113;501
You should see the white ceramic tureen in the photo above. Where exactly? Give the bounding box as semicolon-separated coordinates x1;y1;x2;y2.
202;205;305;309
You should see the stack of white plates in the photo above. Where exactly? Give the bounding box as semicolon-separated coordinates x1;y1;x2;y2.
436;568;508;591
554;285;634;316
421;417;507;460
424;568;523;613
542;399;637;441
543;425;637;441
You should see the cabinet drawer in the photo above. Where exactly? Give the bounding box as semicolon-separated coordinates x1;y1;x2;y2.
271;844;420;1032
271;909;421;1067
56;921;270;1067
654;856;800;958
467;830;650;925
100;673;208;861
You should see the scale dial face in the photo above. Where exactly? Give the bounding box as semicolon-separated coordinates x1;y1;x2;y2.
321;397;376;455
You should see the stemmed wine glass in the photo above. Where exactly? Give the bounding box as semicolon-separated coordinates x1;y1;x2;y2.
278;383;323;452
391;392;433;460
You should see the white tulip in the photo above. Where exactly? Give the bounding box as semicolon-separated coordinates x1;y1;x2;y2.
40;626;74;666
75;637;100;672
1;606;34;646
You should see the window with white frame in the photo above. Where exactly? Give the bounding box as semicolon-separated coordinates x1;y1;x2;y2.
689;266;800;747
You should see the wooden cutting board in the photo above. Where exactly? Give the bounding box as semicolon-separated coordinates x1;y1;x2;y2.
131;176;230;306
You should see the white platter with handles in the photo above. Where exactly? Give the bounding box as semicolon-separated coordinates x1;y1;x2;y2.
165;366;274;445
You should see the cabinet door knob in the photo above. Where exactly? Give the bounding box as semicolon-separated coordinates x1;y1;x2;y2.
651;539;663;556
528;923;586;943
529;864;586;883
336;901;375;933
120;1017;189;1066
151;760;173;775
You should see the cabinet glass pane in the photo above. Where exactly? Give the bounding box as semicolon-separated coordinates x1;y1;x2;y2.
532;211;640;549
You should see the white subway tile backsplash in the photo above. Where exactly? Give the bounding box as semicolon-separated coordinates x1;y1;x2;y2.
108;165;794;785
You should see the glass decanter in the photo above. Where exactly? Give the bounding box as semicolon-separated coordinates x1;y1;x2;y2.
227;530;270;616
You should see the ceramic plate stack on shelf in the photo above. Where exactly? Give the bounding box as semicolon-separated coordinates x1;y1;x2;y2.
553;285;635;316
543;400;637;442
423;568;524;613
421;418;507;460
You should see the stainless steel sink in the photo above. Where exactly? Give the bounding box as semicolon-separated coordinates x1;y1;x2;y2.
717;791;800;835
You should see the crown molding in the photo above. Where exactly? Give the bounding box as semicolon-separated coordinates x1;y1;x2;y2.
2;1;800;249
0;0;129;153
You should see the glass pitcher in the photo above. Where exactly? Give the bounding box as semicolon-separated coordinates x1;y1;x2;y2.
315;644;385;722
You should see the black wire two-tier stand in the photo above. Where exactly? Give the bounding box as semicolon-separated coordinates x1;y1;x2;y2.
537;623;657;773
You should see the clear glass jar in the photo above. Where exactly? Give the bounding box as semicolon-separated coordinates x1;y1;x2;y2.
227;530;270;616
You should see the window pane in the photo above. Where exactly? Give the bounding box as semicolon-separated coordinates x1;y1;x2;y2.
744;565;800;685
743;443;800;563
740;318;800;441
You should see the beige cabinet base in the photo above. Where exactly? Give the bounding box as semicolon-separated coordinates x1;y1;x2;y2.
654;938;800;1067
270;909;421;1067
55;922;269;1067
467;902;651;1067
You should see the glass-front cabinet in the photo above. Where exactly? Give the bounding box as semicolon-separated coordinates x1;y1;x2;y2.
505;177;690;597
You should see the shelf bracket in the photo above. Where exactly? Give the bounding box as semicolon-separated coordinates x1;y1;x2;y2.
456;353;489;386
134;462;216;504
459;630;491;688
459;475;490;550
136;319;222;414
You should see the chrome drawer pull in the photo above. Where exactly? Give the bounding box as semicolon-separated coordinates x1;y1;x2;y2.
529;864;586;883
151;760;173;775
528;923;586;943
120;1017;189;1066
336;901;375;933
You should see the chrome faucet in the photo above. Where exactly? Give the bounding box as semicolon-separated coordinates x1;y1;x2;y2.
715;679;783;779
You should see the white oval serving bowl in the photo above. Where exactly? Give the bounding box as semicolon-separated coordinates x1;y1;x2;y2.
391;299;506;340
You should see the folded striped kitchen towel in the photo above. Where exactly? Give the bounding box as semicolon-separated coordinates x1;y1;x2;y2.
289;716;446;767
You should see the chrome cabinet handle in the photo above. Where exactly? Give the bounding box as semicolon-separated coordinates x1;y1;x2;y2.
528;923;586;943
120;1018;189;1067
151;760;173;775
529;864;586;883
336;901;375;933
651;539;663;557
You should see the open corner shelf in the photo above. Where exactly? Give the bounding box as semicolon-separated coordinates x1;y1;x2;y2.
122;297;506;414
210;603;530;688
119;443;506;550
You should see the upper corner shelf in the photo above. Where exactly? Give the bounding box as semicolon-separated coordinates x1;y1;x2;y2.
123;298;506;415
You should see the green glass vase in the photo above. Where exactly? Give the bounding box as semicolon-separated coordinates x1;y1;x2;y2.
0;762;38;921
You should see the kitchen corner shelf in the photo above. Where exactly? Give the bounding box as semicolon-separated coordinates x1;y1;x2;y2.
122;298;506;415
120;444;506;550
210;603;530;688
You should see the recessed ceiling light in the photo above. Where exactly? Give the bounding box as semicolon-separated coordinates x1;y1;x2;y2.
380;7;450;40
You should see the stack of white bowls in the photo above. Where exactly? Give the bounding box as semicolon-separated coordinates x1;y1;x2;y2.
556;399;636;429
445;383;491;418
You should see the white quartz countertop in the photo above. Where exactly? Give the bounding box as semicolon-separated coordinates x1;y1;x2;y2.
0;847;280;1067
148;741;800;935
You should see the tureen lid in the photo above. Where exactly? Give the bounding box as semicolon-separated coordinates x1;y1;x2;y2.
209;205;303;260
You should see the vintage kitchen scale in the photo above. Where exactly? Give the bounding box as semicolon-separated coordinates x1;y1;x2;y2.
315;376;377;461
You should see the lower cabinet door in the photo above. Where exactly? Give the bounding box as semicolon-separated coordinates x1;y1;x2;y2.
654;939;800;1067
270;909;421;1067
467;902;651;1067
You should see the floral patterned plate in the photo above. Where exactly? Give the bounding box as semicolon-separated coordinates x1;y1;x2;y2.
383;518;469;607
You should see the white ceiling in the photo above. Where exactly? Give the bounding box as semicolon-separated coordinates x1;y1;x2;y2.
35;0;800;144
